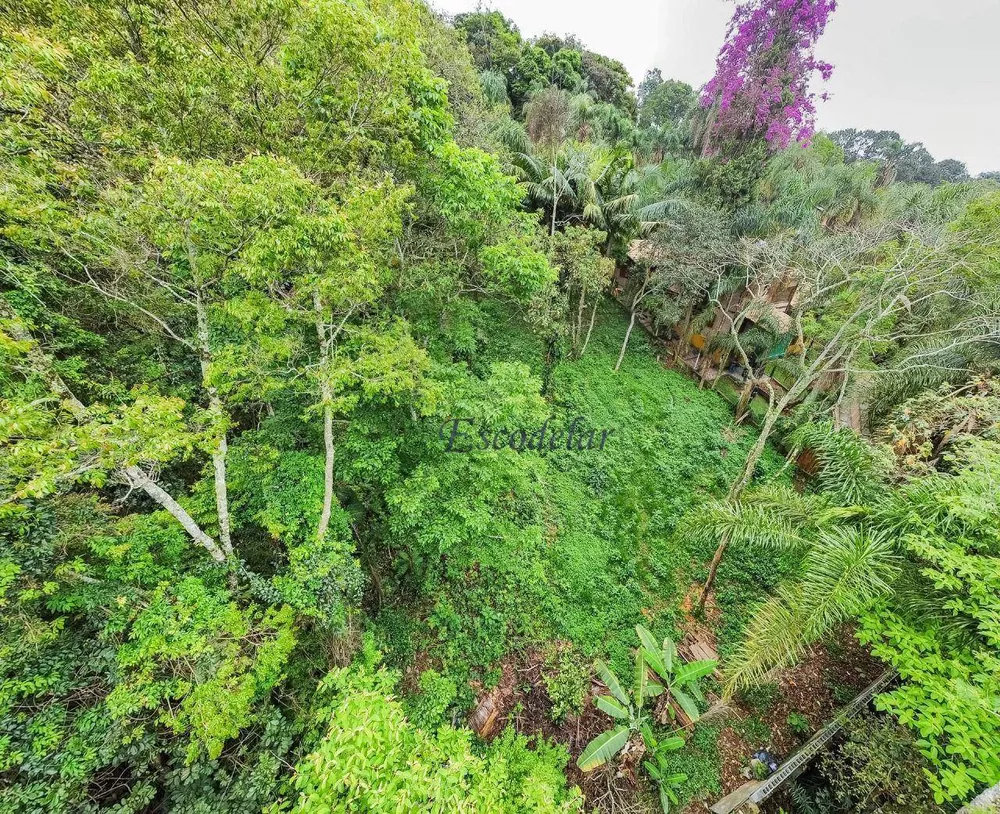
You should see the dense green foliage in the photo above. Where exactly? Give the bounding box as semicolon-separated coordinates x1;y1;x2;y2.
291;662;582;812
1;0;998;811
788;712;939;813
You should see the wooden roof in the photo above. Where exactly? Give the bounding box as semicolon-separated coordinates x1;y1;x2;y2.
627;239;666;265
745;298;793;333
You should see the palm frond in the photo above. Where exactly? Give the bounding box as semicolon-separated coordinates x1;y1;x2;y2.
723;526;899;696
788;421;892;506
479;70;508;107
677;496;809;554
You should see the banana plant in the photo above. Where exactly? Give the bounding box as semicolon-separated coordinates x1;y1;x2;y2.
576;655;662;772
634;624;717;724
642;724;690;813
577;626;717;811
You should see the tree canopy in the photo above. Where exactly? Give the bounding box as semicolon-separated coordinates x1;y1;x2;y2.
1;0;998;812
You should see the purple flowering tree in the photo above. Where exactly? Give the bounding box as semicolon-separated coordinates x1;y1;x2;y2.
701;0;837;152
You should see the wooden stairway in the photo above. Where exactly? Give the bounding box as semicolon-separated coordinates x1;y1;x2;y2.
709;670;896;814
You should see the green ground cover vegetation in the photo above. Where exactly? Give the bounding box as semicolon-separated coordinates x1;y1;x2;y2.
1;0;998;811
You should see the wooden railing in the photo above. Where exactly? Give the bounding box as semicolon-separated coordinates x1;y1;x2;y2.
710;670;896;814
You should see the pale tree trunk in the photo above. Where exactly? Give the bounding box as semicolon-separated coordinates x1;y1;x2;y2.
580;299;599;358
695;269;933;610
549;171;559;239
549;149;559;239
195;291;232;557
1;299;226;562
573;287;587;358
698;529;729;613
615;309;637;372
616;272;649;373
317;399;335;543
734;379;754;421
123;466;226;562
958;781;1000;814
314;293;336;544
832;348;857;428
696;317;849;608
698;407;781;611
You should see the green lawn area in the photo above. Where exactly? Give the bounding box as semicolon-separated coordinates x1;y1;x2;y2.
531;303;791;675
376;300;794;681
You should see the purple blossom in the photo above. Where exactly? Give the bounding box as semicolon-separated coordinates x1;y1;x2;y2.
701;0;837;150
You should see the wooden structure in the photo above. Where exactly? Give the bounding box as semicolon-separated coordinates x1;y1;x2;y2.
622;239;801;387
709;670;896;814
619;239;863;429
678;634;723;683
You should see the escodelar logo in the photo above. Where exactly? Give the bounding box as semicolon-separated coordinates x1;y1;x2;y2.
439;416;615;455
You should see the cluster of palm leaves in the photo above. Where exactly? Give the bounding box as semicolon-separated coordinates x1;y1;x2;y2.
493;85;694;250
678;418;997;697
741;144;881;238
509;142;691;247
746;139;1000;243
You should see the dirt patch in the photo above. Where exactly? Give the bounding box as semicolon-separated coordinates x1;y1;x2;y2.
716;726;754;794
469;647;649;811
713;625;885;796
678;582;722;638
399;648;438;697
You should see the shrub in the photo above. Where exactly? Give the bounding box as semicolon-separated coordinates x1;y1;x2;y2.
817;712;938;814
290;667;582;812
542;645;589;722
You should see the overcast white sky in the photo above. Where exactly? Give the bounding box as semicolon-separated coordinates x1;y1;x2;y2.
430;0;999;174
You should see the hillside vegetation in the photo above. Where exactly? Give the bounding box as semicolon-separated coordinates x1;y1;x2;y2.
1;1;998;812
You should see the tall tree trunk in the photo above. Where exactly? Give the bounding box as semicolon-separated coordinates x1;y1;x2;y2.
195;292;232;556
615;309;637;372
730;406;780;499
697;529;729;613
549;150;559;239
698;407;781;608
734;379;754;421
580;299;599;358
697;308;864;608
573;288;588;358
314;293;336;544
1;299;225;562
317;395;335;543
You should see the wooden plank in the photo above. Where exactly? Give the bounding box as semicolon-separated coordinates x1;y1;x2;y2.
679;636;723;681
710;781;762;814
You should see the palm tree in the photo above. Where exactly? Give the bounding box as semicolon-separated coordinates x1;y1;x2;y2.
569;92;599;141
756;145;882;234
511;142;609;237
587;159;695;256
682;420;995;698
479;70;509;107
723;524;899;694
811;162;881;229
862;337;1000;427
